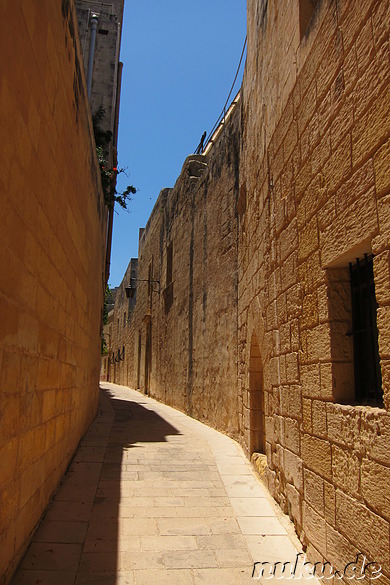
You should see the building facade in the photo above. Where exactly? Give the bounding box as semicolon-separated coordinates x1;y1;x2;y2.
75;0;124;154
108;97;241;437
0;1;124;581
108;0;390;578
239;0;390;572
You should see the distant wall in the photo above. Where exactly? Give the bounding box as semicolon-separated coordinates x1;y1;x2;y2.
109;100;241;439
0;1;107;580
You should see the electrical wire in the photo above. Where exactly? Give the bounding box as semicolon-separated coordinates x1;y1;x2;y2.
195;35;247;153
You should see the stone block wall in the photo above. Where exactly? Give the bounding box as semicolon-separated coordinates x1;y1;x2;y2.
239;0;390;577
0;1;107;581
109;101;241;439
101;0;390;574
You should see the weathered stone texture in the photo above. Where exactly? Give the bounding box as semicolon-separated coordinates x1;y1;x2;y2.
240;0;390;577
106;0;390;577
0;1;106;581
108;100;241;440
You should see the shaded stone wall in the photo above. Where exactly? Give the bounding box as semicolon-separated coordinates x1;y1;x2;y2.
239;0;390;576
0;1;107;581
109;101;241;439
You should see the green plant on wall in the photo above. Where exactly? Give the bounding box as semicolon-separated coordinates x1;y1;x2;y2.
93;106;136;209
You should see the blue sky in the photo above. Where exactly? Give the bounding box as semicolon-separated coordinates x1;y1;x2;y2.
109;0;247;287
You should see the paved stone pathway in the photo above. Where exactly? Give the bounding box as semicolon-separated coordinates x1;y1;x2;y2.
12;382;310;585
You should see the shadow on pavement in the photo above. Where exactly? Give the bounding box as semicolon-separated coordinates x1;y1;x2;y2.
11;386;181;584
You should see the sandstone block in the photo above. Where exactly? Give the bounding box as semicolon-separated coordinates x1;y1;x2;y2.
318;196;336;234
338;0;376;51
380;361;390;410
301;364;321;398
285;352;299;384
352;84;390;168
371;0;390;48
331;96;354;151
312;400;327;438
312;130;332;180
0;439;18;489
302;501;326;557
283;449;304;492
276;293;288;325
377;306;390;358
324;480;336;526
298;215;319;261
301;434;332;479
303;398;313;434
286;284;302;319
297;78;317;138
361;458;390;520
299;251;324;293
320;186;378;267
322;133;352;197
288;386;302;421
304;468;325;515
319;363;335;401
335;159;374;215
280;219;299;263
306;324;332;363
284;120;298;163
326;403;362;449
331;445;360;497
295;162;312;202
343;38;359;94
290;318;299;352
335;490;389;568
286;483;302;528
301;291;319;330
325;522;359;576
279;322;291;354
373;251;390;306
375;194;390;251
283;417;300;454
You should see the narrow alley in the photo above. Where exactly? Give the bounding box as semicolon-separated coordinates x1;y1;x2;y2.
12;383;307;585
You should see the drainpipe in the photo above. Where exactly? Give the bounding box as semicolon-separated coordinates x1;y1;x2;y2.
86;13;99;99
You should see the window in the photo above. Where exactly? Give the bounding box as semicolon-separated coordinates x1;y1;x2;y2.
299;0;319;40
326;255;383;407
349;255;383;406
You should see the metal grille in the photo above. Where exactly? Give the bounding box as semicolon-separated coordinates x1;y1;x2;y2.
349;254;383;406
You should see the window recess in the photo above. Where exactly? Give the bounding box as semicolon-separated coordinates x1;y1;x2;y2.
349;254;383;407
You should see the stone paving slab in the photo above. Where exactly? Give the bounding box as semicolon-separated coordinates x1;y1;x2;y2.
11;382;317;584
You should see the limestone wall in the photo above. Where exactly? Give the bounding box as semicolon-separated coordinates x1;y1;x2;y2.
239;0;390;576
0;1;107;580
109;101;241;439
102;0;390;574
